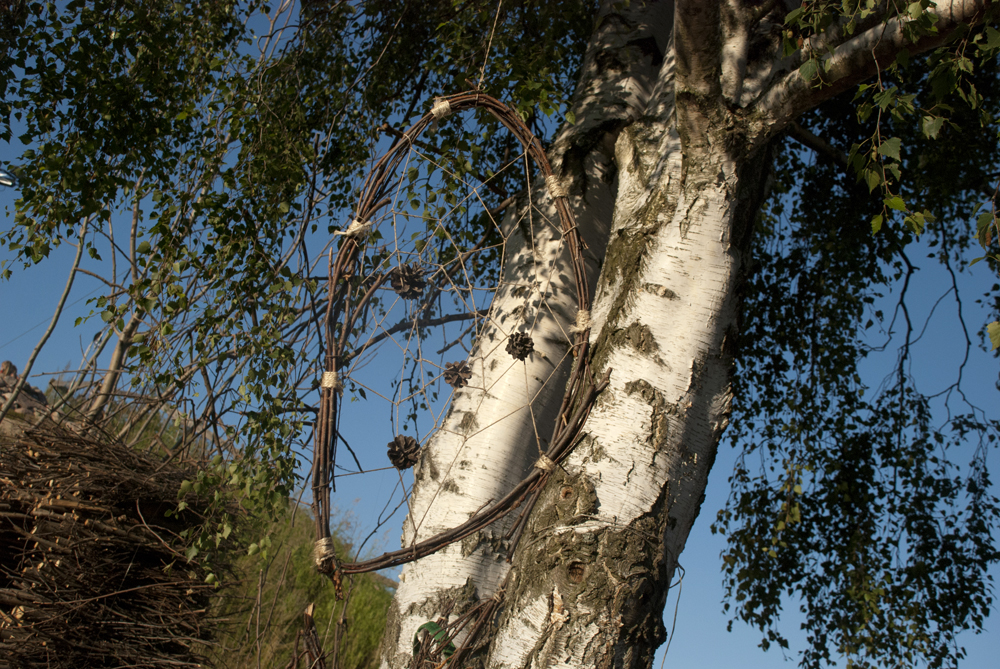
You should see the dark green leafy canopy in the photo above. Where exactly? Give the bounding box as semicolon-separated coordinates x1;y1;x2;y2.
720;17;1000;669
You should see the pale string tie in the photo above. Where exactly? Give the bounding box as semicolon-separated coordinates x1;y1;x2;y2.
321;371;341;390
546;175;569;199
569;310;591;334
313;537;336;567
333;219;372;237
534;454;556;472
431;98;452;119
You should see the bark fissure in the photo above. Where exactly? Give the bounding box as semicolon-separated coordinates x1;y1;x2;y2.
489;464;675;669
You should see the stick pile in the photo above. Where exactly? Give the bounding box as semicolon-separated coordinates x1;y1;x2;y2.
1;417;223;667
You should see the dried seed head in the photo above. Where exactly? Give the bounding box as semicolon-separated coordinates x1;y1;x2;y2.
443;361;472;389
389;263;426;300
505;332;534;361
387;434;420;470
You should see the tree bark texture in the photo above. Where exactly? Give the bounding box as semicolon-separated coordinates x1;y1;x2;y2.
487;60;776;669
380;1;993;667
379;5;672;666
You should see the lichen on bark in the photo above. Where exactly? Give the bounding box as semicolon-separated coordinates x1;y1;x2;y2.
492;465;674;669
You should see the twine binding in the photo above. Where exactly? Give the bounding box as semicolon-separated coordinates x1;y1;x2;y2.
534;454;556;472
320;371;341;389
431;98;452;119
333;219;372;237
546;174;569;199
569;309;591;334
313;537;336;567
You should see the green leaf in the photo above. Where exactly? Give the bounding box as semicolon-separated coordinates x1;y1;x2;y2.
982;26;1000;52
884;196;906;211
413;621;456;658
976;211;994;248
904;214;924;235
871;214;884;234
921;116;944;139
885;162;901;182
799;59;819;82
877;137;902;161
863;168;882;192
988;321;1000;351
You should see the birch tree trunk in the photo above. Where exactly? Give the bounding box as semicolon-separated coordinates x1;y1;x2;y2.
485;24;774;669
380;1;992;667
379;4;671;667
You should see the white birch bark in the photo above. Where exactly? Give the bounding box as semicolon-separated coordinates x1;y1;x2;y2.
483;19;775;663
379;5;672;667
382;1;992;667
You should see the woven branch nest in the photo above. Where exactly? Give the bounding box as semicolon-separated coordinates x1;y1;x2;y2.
0;424;232;668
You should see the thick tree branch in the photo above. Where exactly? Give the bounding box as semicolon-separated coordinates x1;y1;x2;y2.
757;0;994;138
720;0;753;104
675;0;723;98
788;121;850;168
86;310;144;424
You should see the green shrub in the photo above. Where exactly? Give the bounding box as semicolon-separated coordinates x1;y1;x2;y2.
207;505;393;669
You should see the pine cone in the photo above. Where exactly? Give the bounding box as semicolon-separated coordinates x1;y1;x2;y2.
389;263;426;300
387;434;420;470
505;332;534;361
443;361;472;389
